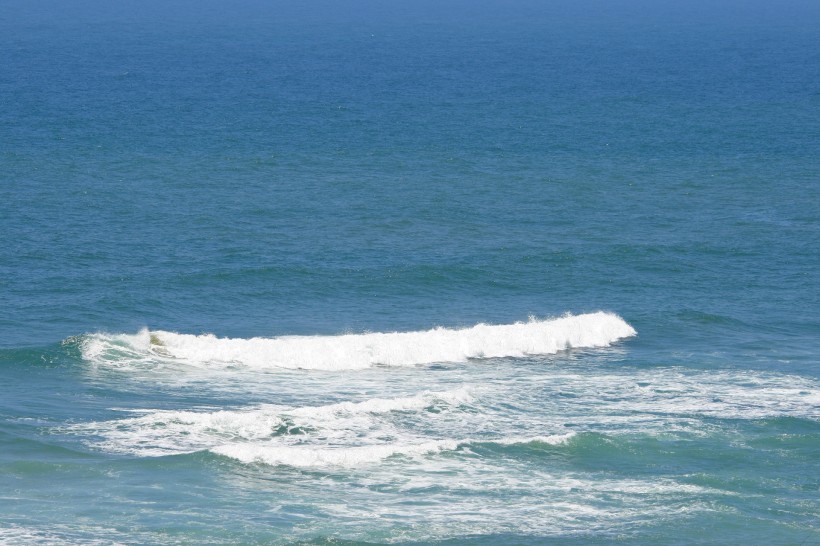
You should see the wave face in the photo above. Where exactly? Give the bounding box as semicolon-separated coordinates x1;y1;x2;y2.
79;312;636;371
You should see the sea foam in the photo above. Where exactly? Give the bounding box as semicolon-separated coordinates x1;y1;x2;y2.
211;439;460;468
80;312;636;371
210;433;577;468
67;386;581;468
70;388;475;457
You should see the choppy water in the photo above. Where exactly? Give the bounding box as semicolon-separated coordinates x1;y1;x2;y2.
1;0;818;544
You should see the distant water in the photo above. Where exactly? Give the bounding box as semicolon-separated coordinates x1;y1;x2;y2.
1;0;818;544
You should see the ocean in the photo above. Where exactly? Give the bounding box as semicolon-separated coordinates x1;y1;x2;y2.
1;0;818;544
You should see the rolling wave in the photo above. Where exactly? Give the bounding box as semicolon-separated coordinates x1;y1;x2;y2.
78;312;636;371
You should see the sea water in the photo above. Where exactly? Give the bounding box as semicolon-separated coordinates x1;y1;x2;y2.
1;0;818;544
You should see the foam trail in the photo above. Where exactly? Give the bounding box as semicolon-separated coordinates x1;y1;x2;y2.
67;388;476;458
290;387;474;418
211;440;460;468
210;435;578;468
81;312;635;371
68;386;582;468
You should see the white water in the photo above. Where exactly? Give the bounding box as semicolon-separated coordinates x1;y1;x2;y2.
79;312;636;371
70;384;574;467
63;310;819;545
69;388;477;459
68;364;819;469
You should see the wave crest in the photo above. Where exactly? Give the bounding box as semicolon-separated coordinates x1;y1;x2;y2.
79;312;636;371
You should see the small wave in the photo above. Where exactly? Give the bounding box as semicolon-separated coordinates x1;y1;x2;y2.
489;432;577;446
77;329;158;368
78;312;636;371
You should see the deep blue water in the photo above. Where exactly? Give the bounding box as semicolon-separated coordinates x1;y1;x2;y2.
1;1;818;544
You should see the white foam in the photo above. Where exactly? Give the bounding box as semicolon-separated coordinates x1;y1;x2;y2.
76;406;290;456
78;328;154;365
67;385;588;468
553;369;820;423
210;434;577;468
0;526;127;546
290;387;474;418
67;388;476;459
79;312;636;371
211;439;459;467
491;432;577;446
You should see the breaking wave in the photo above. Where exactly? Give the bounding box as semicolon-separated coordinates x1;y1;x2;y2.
78;312;636;371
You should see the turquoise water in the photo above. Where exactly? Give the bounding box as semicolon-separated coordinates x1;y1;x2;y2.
1;0;818;543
